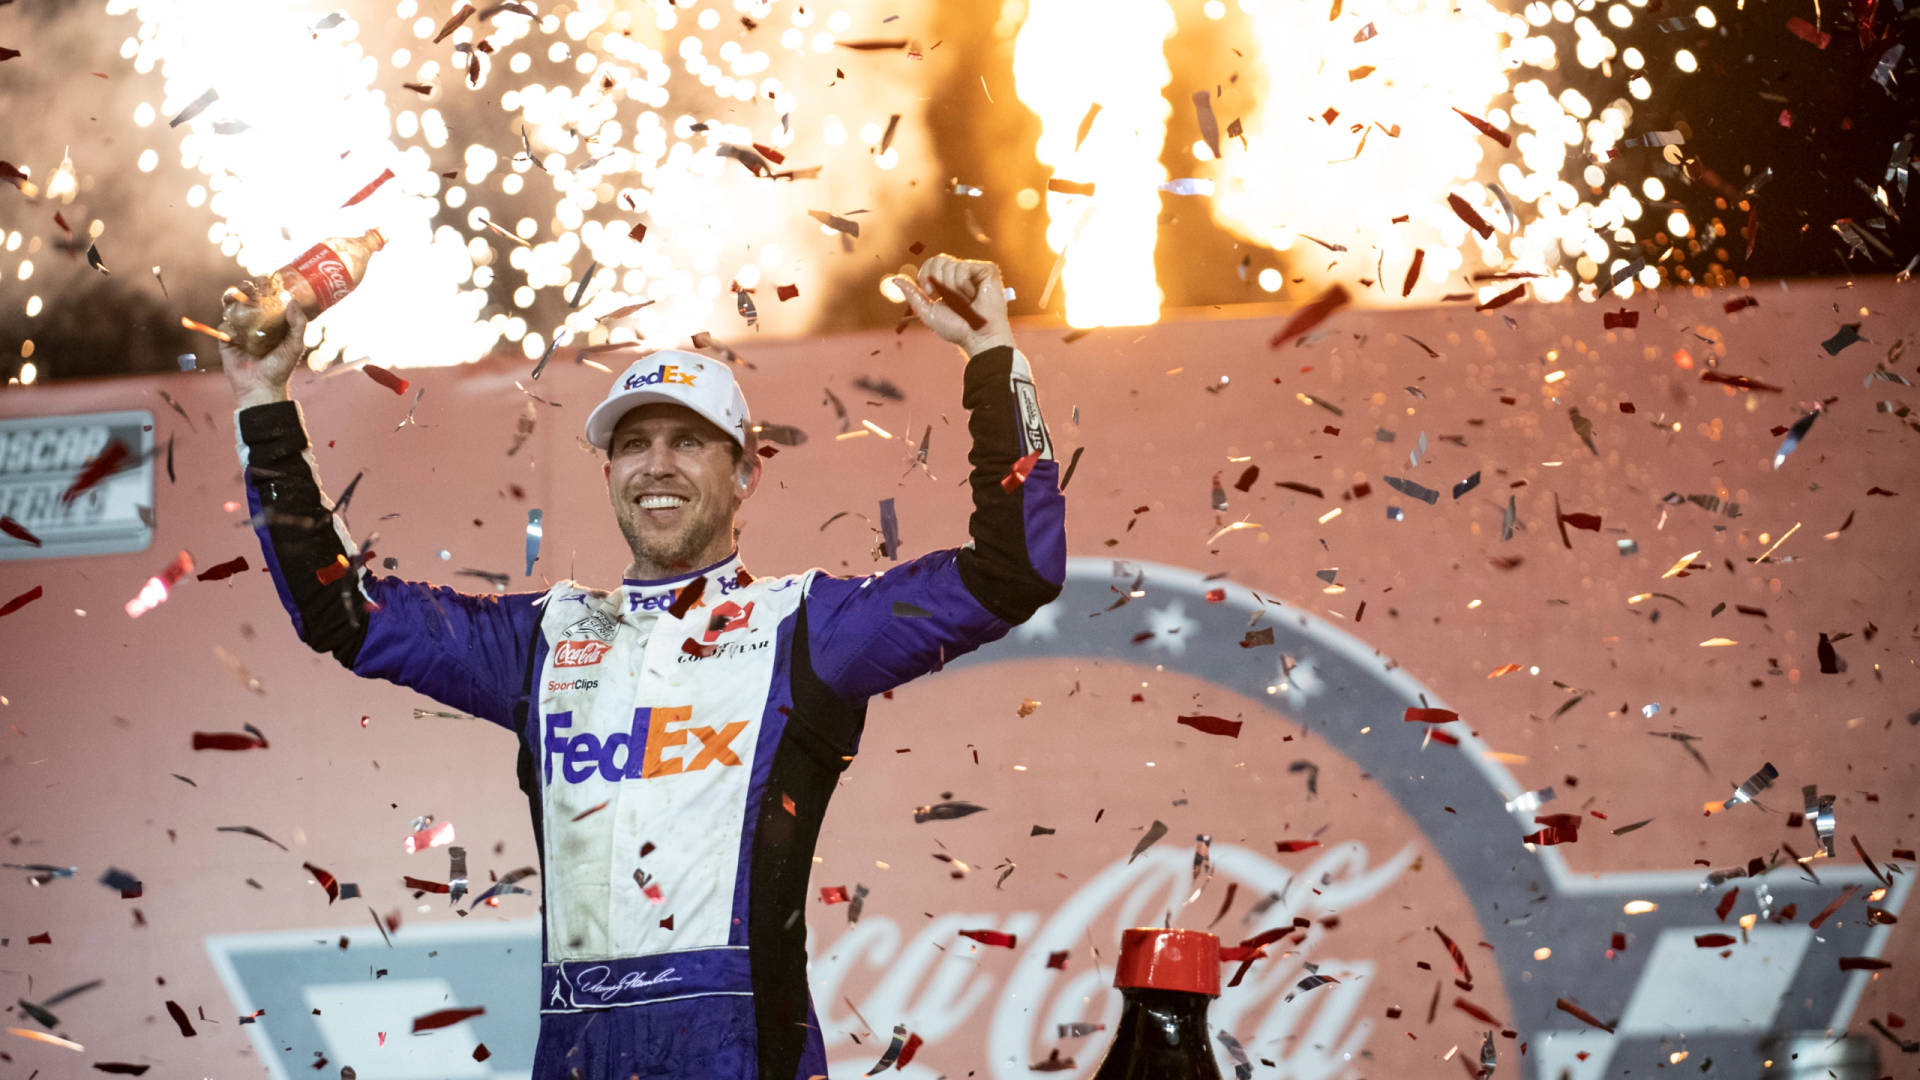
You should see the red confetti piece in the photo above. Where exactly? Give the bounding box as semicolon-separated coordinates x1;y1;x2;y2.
781;792;796;815
751;142;787;164
1404;707;1459;724
1401;248;1425;297
897;1032;924;1069
628;222;647;242
1454;997;1501;1026
682;637;718;659
1694;933;1737;948
1453;108;1512;147
303;861;341;903
1447;194;1494;239
1786;15;1831;47
1809;885;1860;929
570;800;609;822
959;928;1018;948
1427;729;1460;745
1724;296;1758;314
821;885;850;904
363;363;410;395
1523;812;1582;846
1046;950;1069;969
1205;587;1226;603
1602;308;1639;329
192;730;268;751
195;556;250;582
1177;714;1243;738
1001;450;1043;492
340;167;395;208
0;47;19;62
473;1044;491;1062
1560;511;1603;532
431;5;473;42
1434;925;1473;988
776;283;799;301
1555;997;1615;1032
316;555;350;586
666;576;706;619
0;515;42;547
61;439;131;504
412;1006;484;1033
1475;284;1526;311
1839;956;1891;971
403;820;456;854
165;998;196;1036
1275;839;1322;853
27;931;51;944
1268;283;1352;346
403;875;451;894
1716;887;1739;921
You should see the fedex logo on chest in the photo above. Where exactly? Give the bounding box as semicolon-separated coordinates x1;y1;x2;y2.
543;707;749;785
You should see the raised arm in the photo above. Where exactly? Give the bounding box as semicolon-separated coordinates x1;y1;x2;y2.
223;305;542;728
800;256;1066;702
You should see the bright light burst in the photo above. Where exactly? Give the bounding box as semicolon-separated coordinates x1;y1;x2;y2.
107;0;496;368
111;0;932;368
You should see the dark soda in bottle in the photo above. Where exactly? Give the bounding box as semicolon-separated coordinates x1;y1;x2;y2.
1089;928;1228;1080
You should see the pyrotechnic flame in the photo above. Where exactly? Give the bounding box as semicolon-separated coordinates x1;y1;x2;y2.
1013;0;1176;328
1017;0;1684;317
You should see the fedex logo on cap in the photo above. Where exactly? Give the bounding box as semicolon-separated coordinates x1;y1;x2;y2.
623;364;697;391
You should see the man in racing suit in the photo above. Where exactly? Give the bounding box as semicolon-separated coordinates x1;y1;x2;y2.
223;255;1065;1079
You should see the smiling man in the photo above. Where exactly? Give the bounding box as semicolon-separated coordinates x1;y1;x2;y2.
224;255;1065;1079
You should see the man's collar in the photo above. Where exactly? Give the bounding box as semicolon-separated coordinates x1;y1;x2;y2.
619;550;747;600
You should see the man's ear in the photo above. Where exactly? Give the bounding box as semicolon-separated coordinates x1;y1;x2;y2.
736;457;763;500
603;460;612;482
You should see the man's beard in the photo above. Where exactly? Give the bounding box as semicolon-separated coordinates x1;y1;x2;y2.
616;500;727;574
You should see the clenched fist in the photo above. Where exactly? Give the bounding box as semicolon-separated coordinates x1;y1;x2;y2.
890;254;1015;356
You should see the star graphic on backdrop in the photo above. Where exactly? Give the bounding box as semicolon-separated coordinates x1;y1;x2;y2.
1142;601;1199;656
1012;598;1064;642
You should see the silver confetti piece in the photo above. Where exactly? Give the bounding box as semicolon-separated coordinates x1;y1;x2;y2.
1803;784;1836;857
1128;819;1169;864
1504;786;1556;814
525;509;543;576
1479;1029;1498;1078
1217;1030;1254;1080
1058;1021;1106;1038
448;845;468;907
864;1024;909;1075
1724;761;1779;809
1284;973;1339;1003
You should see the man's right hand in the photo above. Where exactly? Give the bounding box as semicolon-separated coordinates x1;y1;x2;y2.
222;301;307;410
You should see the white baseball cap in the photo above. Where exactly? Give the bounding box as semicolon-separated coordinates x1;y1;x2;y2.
584;349;752;451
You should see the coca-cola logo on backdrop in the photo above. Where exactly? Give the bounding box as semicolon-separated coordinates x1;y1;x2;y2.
807;558;1905;1079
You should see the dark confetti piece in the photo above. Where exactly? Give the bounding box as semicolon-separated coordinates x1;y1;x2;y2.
1269;283;1351;346
195;556;250;581
0;515;42;546
959;928;1017;948
1447;193;1494;239
62;439;131;504
412;1005;484;1032
1383;476;1439;504
1405;707;1459;724
1821;324;1863;355
1177;714;1243;738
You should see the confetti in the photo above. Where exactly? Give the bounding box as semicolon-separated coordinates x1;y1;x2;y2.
1773;411;1819;468
1405;706;1459;724
1447;193;1495;239
1275;839;1322;853
1383;476;1439;504
1128;819;1169;863
412;1006;484;1033
61;439;132;504
340;167;395;208
1177;714;1243;738
1269;283;1352;346
525;509;542;576
959;928;1018;948
878;498;900;560
194;555;249;581
168;87;218;127
303;861;341;903
362;363;410;395
1284;973;1340;1003
914;800;987;822
1453;107;1512;147
403;820;456;854
808;209;861;237
865;1024;911;1075
0;516;43;547
1192;91;1221;157
215;825;288;851
1724;762;1780;809
1001;450;1043;492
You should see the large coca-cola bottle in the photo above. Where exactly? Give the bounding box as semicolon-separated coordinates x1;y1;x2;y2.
1089;928;1228;1080
220;229;385;357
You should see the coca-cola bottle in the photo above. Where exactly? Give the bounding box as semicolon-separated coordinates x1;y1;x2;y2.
221;229;385;357
1089;928;1228;1080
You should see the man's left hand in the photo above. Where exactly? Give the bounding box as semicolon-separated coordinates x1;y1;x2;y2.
891;255;1015;355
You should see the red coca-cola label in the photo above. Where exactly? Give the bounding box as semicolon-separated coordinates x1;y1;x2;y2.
553;640;612;668
291;242;354;312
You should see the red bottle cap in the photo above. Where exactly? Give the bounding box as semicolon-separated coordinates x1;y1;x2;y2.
1112;928;1222;997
